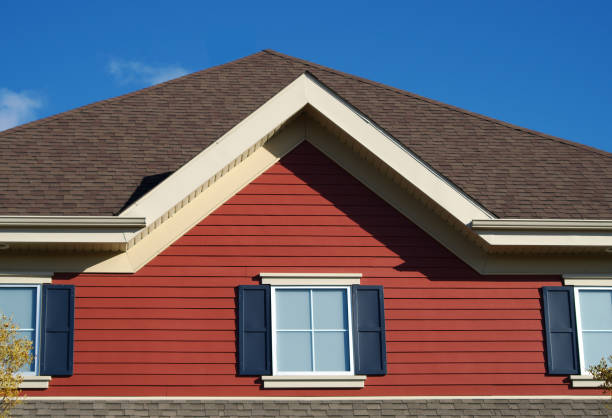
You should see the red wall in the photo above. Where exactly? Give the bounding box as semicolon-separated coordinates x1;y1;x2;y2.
36;142;600;396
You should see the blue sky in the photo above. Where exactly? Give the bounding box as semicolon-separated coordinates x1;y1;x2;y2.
1;1;611;152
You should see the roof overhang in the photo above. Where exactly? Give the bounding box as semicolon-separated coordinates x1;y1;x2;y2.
1;73;611;273
0;216;145;250
471;219;612;249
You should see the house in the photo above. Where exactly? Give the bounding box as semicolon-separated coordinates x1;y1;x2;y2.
1;50;611;416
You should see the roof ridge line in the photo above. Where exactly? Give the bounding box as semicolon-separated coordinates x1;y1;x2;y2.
263;49;612;159
0;51;269;138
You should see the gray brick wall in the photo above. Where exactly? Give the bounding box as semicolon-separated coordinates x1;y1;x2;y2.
11;399;612;417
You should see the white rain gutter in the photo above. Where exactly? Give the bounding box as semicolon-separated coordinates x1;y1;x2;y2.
471;219;612;248
0;216;146;245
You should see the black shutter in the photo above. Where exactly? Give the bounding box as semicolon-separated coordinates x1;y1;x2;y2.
542;286;580;375
237;285;271;375
40;284;74;376
352;285;387;375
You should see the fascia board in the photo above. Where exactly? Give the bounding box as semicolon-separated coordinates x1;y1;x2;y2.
0;216;145;228
0;229;133;244
0;217;145;245
472;219;612;247
120;72;495;231
117;72;610;251
302;73;495;225
119;75;309;223
472;219;612;231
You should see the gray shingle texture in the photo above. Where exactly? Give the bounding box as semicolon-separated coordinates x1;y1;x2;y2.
12;399;612;417
1;50;610;218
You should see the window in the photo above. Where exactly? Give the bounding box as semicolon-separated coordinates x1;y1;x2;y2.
237;278;386;387
271;286;354;375
575;287;612;374
542;285;612;380
0;282;74;388
0;285;41;375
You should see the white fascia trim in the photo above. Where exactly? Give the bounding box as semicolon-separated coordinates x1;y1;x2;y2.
0;272;52;284
120;73;493;231
472;219;612;231
563;274;612;286
303;74;495;224
261;375;366;389
119;76;309;224
570;375;605;388
260;272;362;285
19;375;51;389
0;216;146;228
0;216;145;245
472;219;612;247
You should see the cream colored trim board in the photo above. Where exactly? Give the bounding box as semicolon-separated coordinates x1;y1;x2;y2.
563;274;612;286
570;375;605;388
306;119;612;275
21;395;611;401
260;272;362;285
0;216;144;247
4;117;612;275
19;376;51;389
0;277;51;284
3;72;612;270
0;229;136;245
303;74;495;224
262;375;366;389
473;230;612;248
120;72;493;232
472;219;612;248
0;216;145;228
564;279;612;286
120;76;309;224
472;219;612;231
82;120;306;273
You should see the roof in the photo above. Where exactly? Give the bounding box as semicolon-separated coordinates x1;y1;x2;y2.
1;50;610;219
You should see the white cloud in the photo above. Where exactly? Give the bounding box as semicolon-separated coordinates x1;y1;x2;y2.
108;59;189;86
0;89;42;132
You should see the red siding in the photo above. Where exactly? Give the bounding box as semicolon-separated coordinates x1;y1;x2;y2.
32;142;600;396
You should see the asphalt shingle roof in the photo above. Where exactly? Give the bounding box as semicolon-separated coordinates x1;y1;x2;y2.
1;50;610;218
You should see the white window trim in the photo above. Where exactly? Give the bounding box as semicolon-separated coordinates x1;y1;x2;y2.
271;285;355;376
0;284;42;376
19;375;51;389
259;272;367;389
0;273;52;284
260;272;361;286
261;374;366;388
573;286;612;376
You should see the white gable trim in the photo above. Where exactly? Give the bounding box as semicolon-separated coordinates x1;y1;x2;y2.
1;115;611;274
119;73;494;230
0;216;145;249
1;73;611;269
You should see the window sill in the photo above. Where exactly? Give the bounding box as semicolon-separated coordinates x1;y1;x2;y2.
570;375;605;388
261;375;366;388
19;375;51;389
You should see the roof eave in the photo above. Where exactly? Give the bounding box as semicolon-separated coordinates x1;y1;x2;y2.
472;219;612;248
0;216;146;249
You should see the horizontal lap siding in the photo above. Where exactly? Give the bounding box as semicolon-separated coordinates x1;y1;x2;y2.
36;142;598;396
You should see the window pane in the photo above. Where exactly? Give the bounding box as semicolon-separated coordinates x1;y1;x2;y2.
312;289;347;330
579;290;612;330
582;332;612;370
276;289;311;330
16;330;35;373
314;331;350;372
0;287;36;329
276;331;312;372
